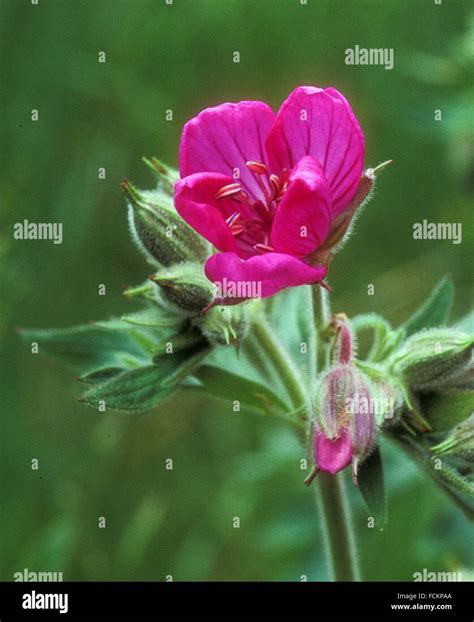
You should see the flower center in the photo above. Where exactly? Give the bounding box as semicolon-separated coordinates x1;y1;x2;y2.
215;160;288;254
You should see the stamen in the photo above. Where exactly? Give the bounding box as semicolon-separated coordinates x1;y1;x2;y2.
269;174;281;200
275;181;288;203
215;183;242;200
230;224;246;236
253;243;274;253
226;212;241;226
245;160;268;175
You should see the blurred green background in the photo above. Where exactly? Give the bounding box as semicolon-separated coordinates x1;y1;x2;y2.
1;0;472;581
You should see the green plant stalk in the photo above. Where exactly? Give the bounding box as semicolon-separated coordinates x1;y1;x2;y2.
316;472;360;581
252;314;306;409
253;289;360;581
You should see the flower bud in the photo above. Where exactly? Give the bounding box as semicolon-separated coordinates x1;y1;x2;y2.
193;303;249;346
122;179;209;267
431;413;474;461
312;364;378;479
150;262;213;314
390;328;474;391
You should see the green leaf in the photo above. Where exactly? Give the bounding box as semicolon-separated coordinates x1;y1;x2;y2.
122;307;185;329
81;344;211;411
403;276;454;336
358;447;387;529
190;365;291;415
78;367;125;384
19;323;150;373
152;331;207;361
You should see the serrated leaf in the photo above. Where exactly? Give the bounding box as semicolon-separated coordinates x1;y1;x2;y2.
190;365;290;415
358;447;387;529
81;344;211;411
403;276;454;336
19;324;149;373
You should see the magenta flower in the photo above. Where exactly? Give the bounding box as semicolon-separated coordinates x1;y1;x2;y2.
174;86;365;301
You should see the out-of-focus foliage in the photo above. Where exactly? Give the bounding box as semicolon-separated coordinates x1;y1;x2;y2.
1;0;472;580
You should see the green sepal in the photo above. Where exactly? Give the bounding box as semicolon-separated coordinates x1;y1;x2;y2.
142;156;179;197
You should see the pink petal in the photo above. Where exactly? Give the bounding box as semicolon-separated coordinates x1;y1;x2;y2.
315;430;353;475
204;251;327;300
270;156;332;258
179;101;275;202
266;86;364;217
174;172;240;253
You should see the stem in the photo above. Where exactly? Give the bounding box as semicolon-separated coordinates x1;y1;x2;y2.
312;285;331;374
315;472;360;581
252;314;305;409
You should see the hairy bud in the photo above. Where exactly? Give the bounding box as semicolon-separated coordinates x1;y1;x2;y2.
193;304;249;346
431;413;474;461
312;364;379;480
150;262;213;314
390;328;474;391
122;179;209;267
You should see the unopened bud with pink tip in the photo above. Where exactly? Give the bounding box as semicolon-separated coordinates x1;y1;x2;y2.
312;364;379;482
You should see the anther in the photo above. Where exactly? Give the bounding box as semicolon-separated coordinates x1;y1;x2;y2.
253;243;274;253
245;160;268;175
215;183;242;200
226;212;241;226
269;174;282;200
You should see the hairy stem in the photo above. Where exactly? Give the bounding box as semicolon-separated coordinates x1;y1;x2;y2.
252;314;306;409
315;472;360;581
312;285;331;374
